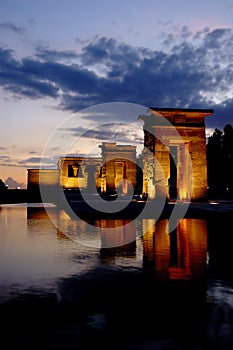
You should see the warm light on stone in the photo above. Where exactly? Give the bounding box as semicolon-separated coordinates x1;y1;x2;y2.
27;169;59;190
27;142;137;195
139;108;214;201
99;142;137;194
27;109;213;201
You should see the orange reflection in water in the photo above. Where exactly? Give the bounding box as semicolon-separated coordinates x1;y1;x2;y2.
44;209;137;248
143;218;207;281
98;219;136;248
27;208;207;280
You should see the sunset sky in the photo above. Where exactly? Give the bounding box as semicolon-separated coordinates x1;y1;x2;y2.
1;0;233;187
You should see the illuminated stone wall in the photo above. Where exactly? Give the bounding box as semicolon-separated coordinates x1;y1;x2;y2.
58;157;102;191
27;143;137;194
139;108;213;201
58;143;137;194
100;142;137;194
27;169;59;189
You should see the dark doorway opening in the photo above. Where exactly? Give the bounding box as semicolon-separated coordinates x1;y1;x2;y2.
169;146;178;200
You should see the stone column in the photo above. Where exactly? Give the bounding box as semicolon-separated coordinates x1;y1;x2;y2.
154;140;170;200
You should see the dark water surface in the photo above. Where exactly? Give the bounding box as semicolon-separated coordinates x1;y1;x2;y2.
0;204;233;349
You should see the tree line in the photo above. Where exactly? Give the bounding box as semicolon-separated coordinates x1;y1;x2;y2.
207;124;233;199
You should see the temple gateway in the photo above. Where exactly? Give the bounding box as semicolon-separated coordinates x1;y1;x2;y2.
139;108;213;201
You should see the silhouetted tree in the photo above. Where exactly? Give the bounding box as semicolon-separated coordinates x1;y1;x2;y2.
207;124;233;198
223;124;233;194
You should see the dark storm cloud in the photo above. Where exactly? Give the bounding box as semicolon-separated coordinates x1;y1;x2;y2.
0;22;25;33
0;48;59;98
79;37;148;70
60;31;233;118
1;28;233;128
20;57;100;94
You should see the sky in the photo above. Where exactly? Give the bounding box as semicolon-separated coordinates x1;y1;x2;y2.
1;0;233;187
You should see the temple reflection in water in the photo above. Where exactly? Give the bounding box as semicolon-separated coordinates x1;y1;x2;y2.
97;217;207;281
142;218;207;281
27;207;207;282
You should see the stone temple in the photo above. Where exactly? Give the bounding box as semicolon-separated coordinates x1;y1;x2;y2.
27;142;137;195
139;108;213;201
27;107;213;201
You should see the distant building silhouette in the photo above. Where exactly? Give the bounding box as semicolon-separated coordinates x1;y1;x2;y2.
207;124;233;198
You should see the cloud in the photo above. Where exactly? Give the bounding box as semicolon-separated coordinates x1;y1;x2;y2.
0;155;19;167
0;48;59;99
65;123;143;144
1;28;233;128
79;37;146;71
0;155;59;169
160;24;194;47
18;157;57;167
18;157;43;164
35;47;78;61
0;22;25;34
203;28;232;49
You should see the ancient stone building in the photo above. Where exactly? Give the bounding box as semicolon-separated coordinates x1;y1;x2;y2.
99;142;137;194
139;108;213;201
58;157;102;192
27;142;137;195
27;169;59;190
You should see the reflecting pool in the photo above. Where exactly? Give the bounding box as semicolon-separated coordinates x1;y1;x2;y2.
1;204;233;349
